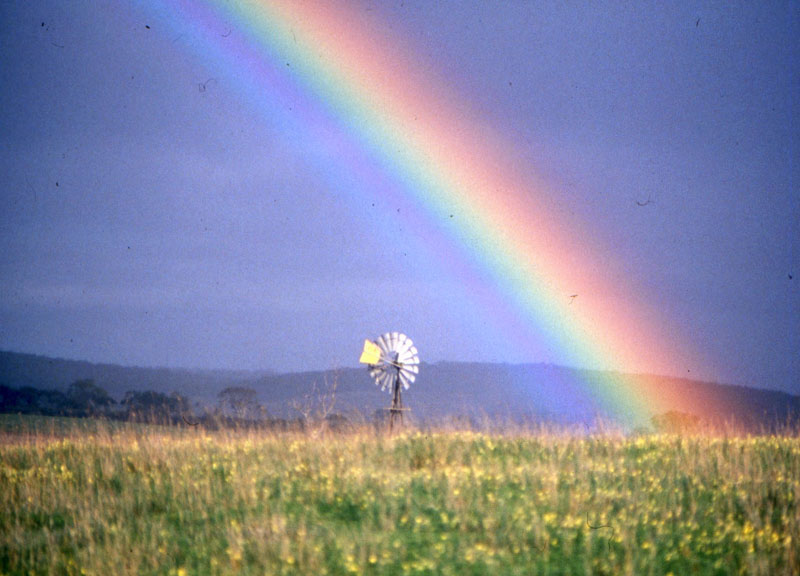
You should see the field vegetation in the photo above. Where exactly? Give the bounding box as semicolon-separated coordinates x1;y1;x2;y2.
0;415;798;575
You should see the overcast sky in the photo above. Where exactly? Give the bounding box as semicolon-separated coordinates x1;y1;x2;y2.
1;1;797;394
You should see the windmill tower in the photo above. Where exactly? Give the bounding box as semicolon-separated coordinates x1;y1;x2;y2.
359;332;419;430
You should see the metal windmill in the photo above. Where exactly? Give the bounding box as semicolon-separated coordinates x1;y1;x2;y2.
359;332;419;430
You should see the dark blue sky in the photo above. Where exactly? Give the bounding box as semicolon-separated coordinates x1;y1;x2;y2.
1;1;797;394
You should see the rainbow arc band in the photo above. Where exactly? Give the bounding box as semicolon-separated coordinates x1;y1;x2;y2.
146;0;716;427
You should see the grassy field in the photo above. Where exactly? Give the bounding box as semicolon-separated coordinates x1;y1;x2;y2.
0;416;798;575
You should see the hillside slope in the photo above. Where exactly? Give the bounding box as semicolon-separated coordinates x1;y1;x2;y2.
2;351;797;428
0;350;270;402
251;363;800;428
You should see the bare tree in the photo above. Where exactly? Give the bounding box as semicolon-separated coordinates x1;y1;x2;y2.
290;372;339;433
217;386;261;420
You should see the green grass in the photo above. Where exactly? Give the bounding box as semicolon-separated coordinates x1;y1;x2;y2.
0;416;798;575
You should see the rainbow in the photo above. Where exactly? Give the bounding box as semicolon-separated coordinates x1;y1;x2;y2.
143;0;722;427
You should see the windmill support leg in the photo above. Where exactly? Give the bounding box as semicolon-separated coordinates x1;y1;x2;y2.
390;372;403;431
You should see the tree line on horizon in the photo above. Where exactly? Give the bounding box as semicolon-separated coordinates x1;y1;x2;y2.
0;378;723;434
0;379;188;421
0;379;351;430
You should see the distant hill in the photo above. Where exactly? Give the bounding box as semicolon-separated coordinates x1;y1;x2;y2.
249;363;800;429
1;350;797;429
0;350;271;402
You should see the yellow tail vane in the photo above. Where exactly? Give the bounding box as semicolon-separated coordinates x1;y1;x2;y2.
359;339;381;365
